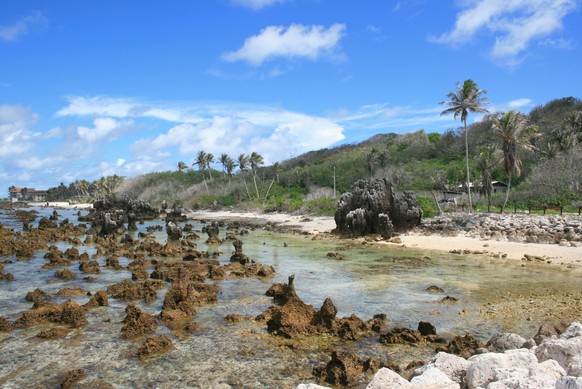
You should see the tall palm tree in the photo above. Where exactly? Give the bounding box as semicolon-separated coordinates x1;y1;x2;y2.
194;151;209;194
476;146;501;212
205;153;215;179
492;110;539;212
441;79;489;211
237;153;252;200
272;162;282;182
219;153;230;173
249;152;264;199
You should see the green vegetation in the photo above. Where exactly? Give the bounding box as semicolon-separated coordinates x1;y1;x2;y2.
39;96;582;216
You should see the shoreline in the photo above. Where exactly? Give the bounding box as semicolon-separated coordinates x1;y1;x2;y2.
188;209;582;272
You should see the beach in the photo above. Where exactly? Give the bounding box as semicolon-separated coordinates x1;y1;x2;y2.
188;209;582;272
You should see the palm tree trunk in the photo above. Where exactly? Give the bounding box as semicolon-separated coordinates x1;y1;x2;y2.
263;179;275;206
242;176;252;200
253;174;260;200
464;120;473;212
502;173;511;213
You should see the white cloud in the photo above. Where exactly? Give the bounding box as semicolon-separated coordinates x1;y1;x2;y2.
431;0;577;65
76;117;134;142
231;0;286;10
0;104;38;134
221;23;346;66
508;98;533;108
0;11;47;42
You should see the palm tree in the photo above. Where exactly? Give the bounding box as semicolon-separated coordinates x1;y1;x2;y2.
177;161;188;173
441;79;489;211
237;153;252;200
219;153;230;173
249;152;264;199
476;146;501;212
272;162;282;182
194;151;209;194
205;153;215;179
492;110;539;212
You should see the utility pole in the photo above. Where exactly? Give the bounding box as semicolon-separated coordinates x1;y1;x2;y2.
333;166;337;198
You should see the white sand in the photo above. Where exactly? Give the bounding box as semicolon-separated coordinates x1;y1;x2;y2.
189;209;582;270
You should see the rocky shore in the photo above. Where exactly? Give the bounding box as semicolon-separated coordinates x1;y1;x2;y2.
299;321;582;388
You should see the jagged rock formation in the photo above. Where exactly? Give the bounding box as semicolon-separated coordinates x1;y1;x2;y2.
334;178;422;237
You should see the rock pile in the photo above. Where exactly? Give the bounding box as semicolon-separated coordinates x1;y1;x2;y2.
420;212;582;246
299;322;582;389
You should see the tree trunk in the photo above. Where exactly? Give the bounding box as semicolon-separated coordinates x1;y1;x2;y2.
464;120;473;212
253;174;260;199
501;173;511;213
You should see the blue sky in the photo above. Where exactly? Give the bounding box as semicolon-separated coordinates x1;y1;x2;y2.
1;0;581;195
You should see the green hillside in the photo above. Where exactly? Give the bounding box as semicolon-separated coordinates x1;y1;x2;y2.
47;97;582;216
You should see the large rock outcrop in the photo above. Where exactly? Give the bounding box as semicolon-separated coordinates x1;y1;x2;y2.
334;178;421;237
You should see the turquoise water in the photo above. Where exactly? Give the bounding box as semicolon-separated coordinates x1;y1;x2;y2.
1;207;580;388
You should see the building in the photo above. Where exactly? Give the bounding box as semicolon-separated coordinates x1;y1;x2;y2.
8;187;48;203
491;181;508;194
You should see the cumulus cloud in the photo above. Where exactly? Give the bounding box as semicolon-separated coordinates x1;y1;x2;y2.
0;104;38;133
431;0;577;65
221;23;346;66
231;0;286;10
76;117;134;143
0;11;48;42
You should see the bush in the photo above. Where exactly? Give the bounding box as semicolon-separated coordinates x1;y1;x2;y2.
416;196;437;218
301;197;338;216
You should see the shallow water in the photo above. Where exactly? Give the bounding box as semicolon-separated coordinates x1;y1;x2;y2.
1;207;581;388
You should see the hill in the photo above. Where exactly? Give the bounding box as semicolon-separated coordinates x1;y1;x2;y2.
47;97;582;216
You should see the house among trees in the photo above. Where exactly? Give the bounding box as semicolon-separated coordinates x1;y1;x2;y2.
8;187;48;203
491;181;508;194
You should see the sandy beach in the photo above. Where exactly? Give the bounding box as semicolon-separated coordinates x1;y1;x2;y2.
188;209;582;271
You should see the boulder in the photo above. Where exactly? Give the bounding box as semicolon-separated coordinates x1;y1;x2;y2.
366;367;411;389
410;365;460;388
466;349;540;389
536;330;582;376
486;332;528;353
137;334;173;360
413;352;470;386
121;304;157;339
334;178;421;237
12;300;87;328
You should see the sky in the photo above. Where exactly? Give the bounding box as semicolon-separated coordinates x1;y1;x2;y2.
1;0;581;196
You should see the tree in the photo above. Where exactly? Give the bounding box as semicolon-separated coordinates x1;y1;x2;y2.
177;161;188;173
219;153;230;173
205;153;215;179
476;146;501;212
272;162;282;182
440;79;489;211
492;110;539;212
249;152;264;199
237;153;252;200
194;151;209;194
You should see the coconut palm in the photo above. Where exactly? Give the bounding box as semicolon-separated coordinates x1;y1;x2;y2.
194;151;209;194
177;161;188;173
492;110;539;212
205;153;215;179
272;162;282;182
237;153;252;200
249;152;264;199
219;153;230;173
476;146;501;212
440;79;489;211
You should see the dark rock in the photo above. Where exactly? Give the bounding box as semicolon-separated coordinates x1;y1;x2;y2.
439;333;484;358
418;321;437;336
380;327;424;344
26;288;50;303
54;269;77;280
313;351;366;386
426;285;445;293
83;290;109;309
12;300;87;328
204;221;222;244
137;334;173;360
0;316;11;332
107;279;164;304
36;327;70;339
60;368;86;389
121;304;157;339
79;260;100;274
334;178;421;237
230;239;250;264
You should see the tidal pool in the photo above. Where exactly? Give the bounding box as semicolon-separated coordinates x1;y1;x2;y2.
1;207;580;388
